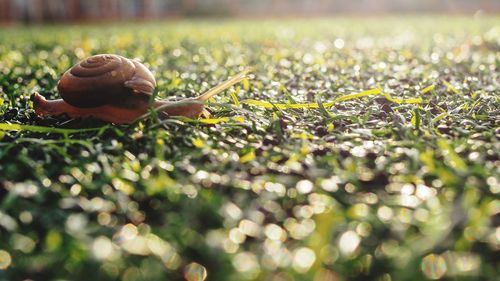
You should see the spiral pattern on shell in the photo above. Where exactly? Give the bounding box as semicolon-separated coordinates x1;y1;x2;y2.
57;54;156;108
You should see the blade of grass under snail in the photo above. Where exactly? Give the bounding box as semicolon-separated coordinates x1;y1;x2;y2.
136;99;206;122
0;122;108;134
136;67;254;122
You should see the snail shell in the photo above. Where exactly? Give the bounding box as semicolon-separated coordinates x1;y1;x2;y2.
57;54;156;108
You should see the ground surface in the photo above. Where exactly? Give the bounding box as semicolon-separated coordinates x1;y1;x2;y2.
0;16;499;281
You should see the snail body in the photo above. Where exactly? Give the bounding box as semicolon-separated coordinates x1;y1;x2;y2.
32;54;250;124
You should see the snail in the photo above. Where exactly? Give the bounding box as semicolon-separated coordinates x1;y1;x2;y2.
32;54;251;124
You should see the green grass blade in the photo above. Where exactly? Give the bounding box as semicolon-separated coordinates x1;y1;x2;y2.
0;123;106;134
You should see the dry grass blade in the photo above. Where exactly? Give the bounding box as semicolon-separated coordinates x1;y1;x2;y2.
196;67;254;101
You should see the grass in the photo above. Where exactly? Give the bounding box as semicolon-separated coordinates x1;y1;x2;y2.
0;16;499;281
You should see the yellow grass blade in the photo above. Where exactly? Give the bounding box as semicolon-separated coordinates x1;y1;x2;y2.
243;88;425;110
198;116;245;124
230;91;241;107
420;84;435;94
443;81;460;95
175;116;245;124
383;93;425;104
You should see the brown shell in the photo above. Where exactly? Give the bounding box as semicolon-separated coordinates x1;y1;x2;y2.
57;54;156;108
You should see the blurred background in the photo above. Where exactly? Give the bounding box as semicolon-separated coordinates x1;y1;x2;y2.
0;0;499;23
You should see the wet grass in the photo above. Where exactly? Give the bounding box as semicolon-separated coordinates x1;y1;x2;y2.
0;16;499;281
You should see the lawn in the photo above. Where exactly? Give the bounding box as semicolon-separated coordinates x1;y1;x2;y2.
0;16;499;281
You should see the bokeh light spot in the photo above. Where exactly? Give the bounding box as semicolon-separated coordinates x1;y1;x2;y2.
0;250;12;270
421;254;447;279
334;38;345;49
339;231;361;256
92;236;113;260
293;247;316;273
233;252;260;276
296;180;313;194
184;262;207;281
